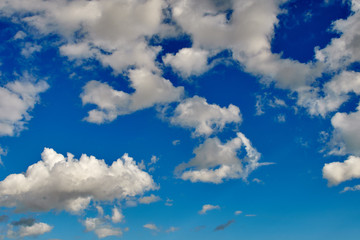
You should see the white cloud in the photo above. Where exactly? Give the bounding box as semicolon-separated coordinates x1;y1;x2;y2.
139;194;161;204
234;210;242;215
315;0;360;71
170;96;241;137
163;48;210;77
150;155;159;165
198;204;220;215
176;132;269;184
1;0;165;73
341;184;360;193
143;223;159;231
111;207;124;224
0;146;7;165
170;0;321;90
21;42;41;58
84;217;122;238
0;148;157;213
323;155;360;186
81;68;184;124
166;226;179;233
8;222;53;238
13;30;26;40
330;103;360;155
0;78;49;136
297;71;360;117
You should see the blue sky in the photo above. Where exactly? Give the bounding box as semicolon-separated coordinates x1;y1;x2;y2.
0;0;360;239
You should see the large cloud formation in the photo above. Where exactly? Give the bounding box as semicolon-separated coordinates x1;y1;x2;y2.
0;148;157;213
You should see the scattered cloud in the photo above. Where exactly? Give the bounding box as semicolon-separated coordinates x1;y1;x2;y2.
143;223;159;231
166;226;179;233
84;217;122;239
245;214;256;217
170;96;241;137
341;184;360;193
172;140;180;146
165;198;173;206
139;194;161;204
176;132;271;183
163;48;210;77
0;148;157;213
8;221;53;238
0;77;49;136
214;219;235;231
81;69;184;124
198;204;220;215
234;210;242;215
323;155;360;186
111;207;124;224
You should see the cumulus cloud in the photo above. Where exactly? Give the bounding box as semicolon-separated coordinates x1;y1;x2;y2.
170;96;241;137
111;207;124;224
1;0;165;73
170;0;321;90
198;204;220;215
0;148;157;213
139;194;161;204
176;132;269;183
143;223;159;231
7;221;53;238
163;48;210;77
0;78;49;136
214;219;234;231
330;103;360;155
81;69;184;124
323;155;360;186
84;217;122;238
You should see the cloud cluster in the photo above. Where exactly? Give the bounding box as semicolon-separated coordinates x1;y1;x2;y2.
0;148;157;213
0;78;48;136
176;132;269;183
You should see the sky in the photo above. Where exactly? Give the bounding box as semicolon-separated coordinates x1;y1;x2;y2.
0;0;360;239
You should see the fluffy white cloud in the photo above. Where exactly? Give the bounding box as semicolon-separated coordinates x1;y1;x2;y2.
163;48;210;77
176;132;268;183
81;68;184;123
323;156;360;186
8;222;53;238
170;96;241;137
139;194;161;204
143;223;159;231
84;217;122;238
0;78;49;136
111;207;124;224
330;103;360;155
0;148;157;213
198;204;220;215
